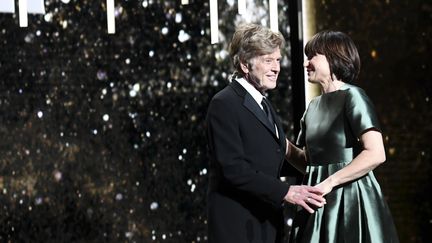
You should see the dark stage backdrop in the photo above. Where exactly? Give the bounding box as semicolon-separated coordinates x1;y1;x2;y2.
0;1;295;242
309;0;432;242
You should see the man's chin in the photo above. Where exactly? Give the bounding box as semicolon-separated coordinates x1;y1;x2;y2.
263;83;277;91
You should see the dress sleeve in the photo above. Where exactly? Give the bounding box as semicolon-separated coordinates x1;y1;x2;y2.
345;87;381;137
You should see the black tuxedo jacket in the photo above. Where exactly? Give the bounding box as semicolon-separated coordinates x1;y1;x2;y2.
206;80;291;243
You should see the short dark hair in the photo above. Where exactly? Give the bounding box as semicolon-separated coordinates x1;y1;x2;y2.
229;23;285;76
305;30;360;83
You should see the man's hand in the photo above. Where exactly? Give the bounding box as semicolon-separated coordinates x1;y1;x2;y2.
284;185;326;213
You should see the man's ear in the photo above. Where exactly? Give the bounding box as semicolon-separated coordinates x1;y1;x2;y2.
240;61;249;74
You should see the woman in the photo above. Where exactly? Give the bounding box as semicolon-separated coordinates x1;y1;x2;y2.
286;30;399;242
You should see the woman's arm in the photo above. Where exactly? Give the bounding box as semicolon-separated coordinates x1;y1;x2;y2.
285;138;307;174
314;130;386;195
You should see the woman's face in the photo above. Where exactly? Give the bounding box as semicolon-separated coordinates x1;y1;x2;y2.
304;53;331;83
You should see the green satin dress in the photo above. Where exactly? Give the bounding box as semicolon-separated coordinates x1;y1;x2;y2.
290;84;399;243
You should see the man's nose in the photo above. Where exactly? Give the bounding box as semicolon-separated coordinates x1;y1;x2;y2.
271;61;280;71
303;60;309;67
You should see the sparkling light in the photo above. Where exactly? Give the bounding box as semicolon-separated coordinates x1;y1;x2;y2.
175;13;182;23
178;30;190;42
150;202;159;210
161;27;169;35
103;114;110;121
44;12;53;22
54;170;62;181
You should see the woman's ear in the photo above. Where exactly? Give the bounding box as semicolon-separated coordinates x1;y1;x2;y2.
240;61;249;74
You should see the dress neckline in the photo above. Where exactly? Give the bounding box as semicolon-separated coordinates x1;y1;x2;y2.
321;83;348;95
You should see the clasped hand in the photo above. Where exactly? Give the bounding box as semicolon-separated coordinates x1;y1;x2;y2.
284;185;326;213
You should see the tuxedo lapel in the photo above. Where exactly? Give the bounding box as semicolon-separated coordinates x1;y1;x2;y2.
243;95;277;135
265;99;286;146
229;81;279;141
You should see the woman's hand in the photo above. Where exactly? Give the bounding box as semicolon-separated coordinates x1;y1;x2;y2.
314;178;334;196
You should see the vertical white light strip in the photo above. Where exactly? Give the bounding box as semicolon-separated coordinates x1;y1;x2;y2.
302;0;319;106
210;0;219;44
238;0;246;15
269;0;278;32
0;0;15;13
107;0;115;34
181;0;189;4
302;0;308;107
27;0;45;14
19;0;28;27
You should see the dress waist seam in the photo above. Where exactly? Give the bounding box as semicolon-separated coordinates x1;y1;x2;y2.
308;161;351;167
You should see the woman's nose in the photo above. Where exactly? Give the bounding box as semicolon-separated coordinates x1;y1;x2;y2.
303;60;309;67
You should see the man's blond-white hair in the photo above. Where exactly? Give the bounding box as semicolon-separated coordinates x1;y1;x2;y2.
229;23;285;76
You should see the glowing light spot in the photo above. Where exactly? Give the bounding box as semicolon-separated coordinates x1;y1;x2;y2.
150;202;159;210
178;30;190;42
161;27;169;35
286;218;293;226
54;170;62;181
371;49;378;59
44;13;53;22
175;13;182;23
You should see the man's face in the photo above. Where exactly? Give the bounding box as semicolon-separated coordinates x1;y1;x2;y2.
241;48;281;91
